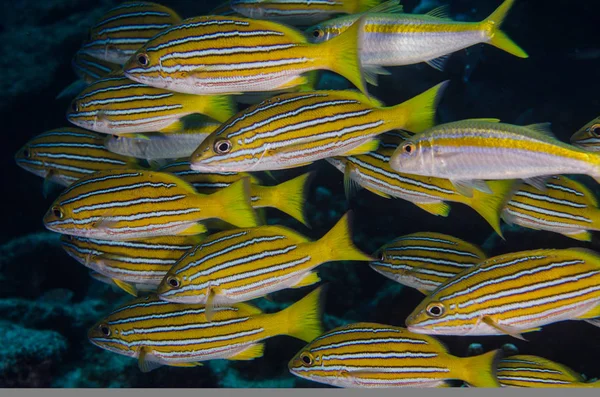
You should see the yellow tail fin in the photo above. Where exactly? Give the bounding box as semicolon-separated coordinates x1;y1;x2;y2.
466;179;519;238
389;80;449;133
201;178;259;228
276;286;325;342
483;0;528;58
197;94;237;123
318;15;367;96
251;172;314;227
459;349;502;387
317;211;375;262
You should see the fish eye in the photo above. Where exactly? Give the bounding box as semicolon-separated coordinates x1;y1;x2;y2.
426;302;446;317
137;53;150;67
300;352;313;365
166;276;180;289
71;101;79;112
98;324;111;336
312;29;323;39
214;139;232;154
23;148;30;158
51;206;64;219
402;143;416;154
590;125;600;137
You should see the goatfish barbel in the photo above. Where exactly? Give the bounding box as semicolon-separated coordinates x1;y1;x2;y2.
88;286;324;372
370;232;487;294
190;82;447;172
288;322;502;387
405;248;600;340
390;119;600;196
123;15;368;95
570;115;600;151
501;175;600;242
67;75;236;135
231;0;389;26
307;0;528;72
326;145;516;236
14;127;143;190
61;234;205;296
43;169;259;240
497;355;600;388
82;1;182;64
157;212;372;312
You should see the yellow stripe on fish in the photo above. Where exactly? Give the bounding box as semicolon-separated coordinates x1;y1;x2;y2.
123;15;367;95
288;322;501;388
570;115;600;151
67;75;236;135
370;232;486;294
61;234;205;296
405;248;600;339
497;355;600;388
502;175;600;241
88;287;324;372
43;169;259;240
15;127;143;187
326;145;516;236
82;1;182;64
190;82;447;172
157;212;372;310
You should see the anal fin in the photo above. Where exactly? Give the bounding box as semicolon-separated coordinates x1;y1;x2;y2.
426;54;451;72
228;343;265;361
341;139;380;156
414;201;451;217
291;271;321;289
112;279;138;297
180;223;208;236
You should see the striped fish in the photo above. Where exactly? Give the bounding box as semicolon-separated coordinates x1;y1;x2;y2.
67;75;236;135
190;82;447;172
43;169;259;240
72;50;122;83
307;0;527;72
82;1;182;64
405;248;600;339
288;322;501;387
370;232;487;294
326;145;516;236
231;0;385;26
88;287;324;372
15;127;143;188
122;15;367;95
498;355;600;388
502;175;600;242
570;116;600;151
390;120;600;193
89;270;157;294
157;212;372;310
61;234;205;296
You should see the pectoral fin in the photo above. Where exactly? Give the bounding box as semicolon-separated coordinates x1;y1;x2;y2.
138;347;163;373
523;176;549;192
112;279;138;297
481;316;539;341
451;179;492;198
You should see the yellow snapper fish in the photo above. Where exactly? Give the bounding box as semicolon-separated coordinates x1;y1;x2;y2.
89;270;157;294
122;15;368;95
370;232;487;294
157;212;372;311
231;0;388;26
61;234;205;296
405;248;600;340
327;147;517;237
67;75;235;136
82;1;182;64
190;82;447;172
390;119;600;196
288;322;501;387
307;0;528;73
570;115;600;151
14;127;143;191
72;50;122;84
497;355;600;388
502;175;600;242
88;286;324;372
159;161;312;226
43;169;259;240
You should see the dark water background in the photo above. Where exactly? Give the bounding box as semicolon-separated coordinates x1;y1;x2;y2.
1;0;599;387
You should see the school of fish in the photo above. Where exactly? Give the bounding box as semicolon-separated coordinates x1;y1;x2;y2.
15;0;600;388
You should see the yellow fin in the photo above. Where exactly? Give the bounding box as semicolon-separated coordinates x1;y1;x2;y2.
170;362;204;368
389;80;449;133
364;186;391;199
481;316;540;341
112;279;138;297
344;163;364;201
201;178;260;228
467;179;520;238
342;139;380;156
483;0;529;58
253;172;313;227
228;343;265;361
417;288;430;295
179;223;208;236
291;271;321;289
204;286;218;322
199;95;236;123
275;286;324;342
459;349;502;388
564;230;592;242
414;201;451;217
159;120;185;134
578;304;600;320
275;75;308;91
138;347;163;373
317;211;374;262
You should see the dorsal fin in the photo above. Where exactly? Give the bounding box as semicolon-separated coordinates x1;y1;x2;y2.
368;0;404;14
525;122;555;138
425;5;451;19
